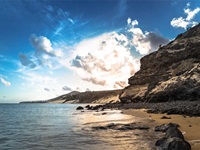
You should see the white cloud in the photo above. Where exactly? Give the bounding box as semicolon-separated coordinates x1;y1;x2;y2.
171;17;190;29
184;6;200;21
68;18;74;24
19;35;65;69
70;32;140;89
0;77;11;86
186;2;190;7
171;3;200;29
30;35;56;57
69;18;169;89
127;17;131;25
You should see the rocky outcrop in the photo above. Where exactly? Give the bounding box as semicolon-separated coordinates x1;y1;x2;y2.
120;23;200;103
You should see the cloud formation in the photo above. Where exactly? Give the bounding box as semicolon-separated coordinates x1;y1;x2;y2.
0;77;11;86
19;35;64;69
30;35;57;57
44;5;74;36
70;31;140;89
127;18;169;55
171;3;200;29
19;53;36;69
62;86;72;91
70;18;169;89
44;88;50;92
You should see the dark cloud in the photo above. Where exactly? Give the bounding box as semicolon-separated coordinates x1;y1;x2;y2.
145;32;169;50
62;86;72;91
19;53;36;69
44;88;50;92
71;55;82;68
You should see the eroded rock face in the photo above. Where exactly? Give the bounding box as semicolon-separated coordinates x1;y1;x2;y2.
120;24;200;103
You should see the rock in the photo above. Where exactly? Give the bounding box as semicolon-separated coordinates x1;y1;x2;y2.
115;125;149;130
106;123;115;128
85;105;90;109
155;123;180;132
92;126;107;130
161;116;171;119
76;106;84;110
134;126;150;130
92;123;149;131
156;127;191;150
102;112;107;115
167;138;191;150
156;137;191;150
165;127;184;140
119;23;200;103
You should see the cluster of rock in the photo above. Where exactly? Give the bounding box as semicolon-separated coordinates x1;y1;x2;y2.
76;105;105;111
92;122;149;131
102;100;200;116
120;24;200;103
90;120;191;150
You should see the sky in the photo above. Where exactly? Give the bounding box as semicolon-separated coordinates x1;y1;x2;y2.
0;0;200;103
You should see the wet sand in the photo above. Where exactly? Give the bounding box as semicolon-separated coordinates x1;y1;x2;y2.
123;109;200;150
76;108;161;150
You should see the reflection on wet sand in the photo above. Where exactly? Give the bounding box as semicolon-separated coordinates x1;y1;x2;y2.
73;109;161;150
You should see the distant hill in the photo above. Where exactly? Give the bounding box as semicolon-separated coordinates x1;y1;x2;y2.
20;89;122;104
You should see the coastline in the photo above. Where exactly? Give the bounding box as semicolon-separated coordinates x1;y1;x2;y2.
123;109;200;150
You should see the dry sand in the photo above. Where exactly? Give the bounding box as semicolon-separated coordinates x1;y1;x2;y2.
123;109;200;150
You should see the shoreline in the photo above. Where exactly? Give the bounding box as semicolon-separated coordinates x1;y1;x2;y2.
123;109;200;150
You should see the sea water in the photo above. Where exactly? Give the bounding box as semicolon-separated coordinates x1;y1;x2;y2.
0;104;157;150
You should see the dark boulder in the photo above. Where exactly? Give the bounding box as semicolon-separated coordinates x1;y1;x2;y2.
165;127;184;140
156;137;191;150
76;106;84;110
156;126;191;150
161;116;171;119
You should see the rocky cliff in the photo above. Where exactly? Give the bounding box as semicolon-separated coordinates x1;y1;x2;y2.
120;24;200;103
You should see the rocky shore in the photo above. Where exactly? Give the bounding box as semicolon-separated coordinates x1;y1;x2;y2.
102;100;200;116
76;104;199;150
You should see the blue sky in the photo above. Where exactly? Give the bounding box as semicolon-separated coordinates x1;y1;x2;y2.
0;0;200;103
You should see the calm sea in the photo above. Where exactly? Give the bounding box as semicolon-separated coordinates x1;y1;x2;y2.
0;104;157;150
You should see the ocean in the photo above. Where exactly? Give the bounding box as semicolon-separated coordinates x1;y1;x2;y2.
0;104;157;150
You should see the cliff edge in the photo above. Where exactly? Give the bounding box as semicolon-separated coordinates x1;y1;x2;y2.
120;24;200;103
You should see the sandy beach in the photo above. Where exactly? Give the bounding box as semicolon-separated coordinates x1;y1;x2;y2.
123;109;200;150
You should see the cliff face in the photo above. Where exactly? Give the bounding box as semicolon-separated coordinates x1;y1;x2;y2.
120;24;200;103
